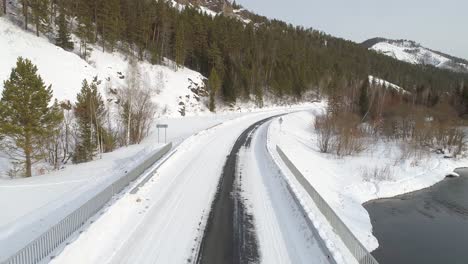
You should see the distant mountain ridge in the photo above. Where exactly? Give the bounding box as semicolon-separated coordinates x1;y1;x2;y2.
171;0;256;23
363;38;468;73
174;1;468;75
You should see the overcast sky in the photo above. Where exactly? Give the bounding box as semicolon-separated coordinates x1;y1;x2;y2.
235;0;468;60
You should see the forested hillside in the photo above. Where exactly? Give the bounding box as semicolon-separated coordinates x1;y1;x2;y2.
2;0;468;178
2;0;467;106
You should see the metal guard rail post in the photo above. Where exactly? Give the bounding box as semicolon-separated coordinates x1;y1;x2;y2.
2;143;172;264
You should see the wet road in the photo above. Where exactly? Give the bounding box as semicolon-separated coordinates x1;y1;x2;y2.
196;116;278;264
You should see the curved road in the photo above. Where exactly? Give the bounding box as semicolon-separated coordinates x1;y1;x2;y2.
52;112;330;264
197;117;330;264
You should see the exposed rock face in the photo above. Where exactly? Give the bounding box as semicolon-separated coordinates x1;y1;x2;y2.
174;0;228;13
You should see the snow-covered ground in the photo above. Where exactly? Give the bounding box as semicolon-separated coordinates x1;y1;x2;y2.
0;15;214;178
0;17;208;118
0;114;232;260
371;41;449;66
170;0;252;24
267;107;466;253
1;13;327;262
0;15;309;177
7;101;459;263
0;104;318;262
369;75;409;94
0;115;225;227
370;40;468;73
48;109;302;264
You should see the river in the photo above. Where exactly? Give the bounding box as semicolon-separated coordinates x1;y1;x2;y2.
364;169;468;264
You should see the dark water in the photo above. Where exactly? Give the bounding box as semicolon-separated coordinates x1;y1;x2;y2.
364;169;468;264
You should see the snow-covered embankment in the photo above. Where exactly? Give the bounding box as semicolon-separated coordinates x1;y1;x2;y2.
267;105;465;253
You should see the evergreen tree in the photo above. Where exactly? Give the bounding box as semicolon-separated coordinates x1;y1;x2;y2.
0;57;62;177
20;0;29;30
75;0;95;60
208;68;221;112
55;8;74;50
174;21;186;68
98;0;121;52
73;78;105;163
359;77;370;118
461;84;468;116
9;0;467;112
30;0;49;36
2;0;6;15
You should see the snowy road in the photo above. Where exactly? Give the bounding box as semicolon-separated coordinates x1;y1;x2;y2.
51;111;330;264
237;119;331;263
197;116;331;264
196;116;277;264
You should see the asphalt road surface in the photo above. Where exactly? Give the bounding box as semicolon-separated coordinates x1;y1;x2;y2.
196;116;280;264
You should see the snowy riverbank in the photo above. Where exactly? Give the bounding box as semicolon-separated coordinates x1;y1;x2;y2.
268;106;466;253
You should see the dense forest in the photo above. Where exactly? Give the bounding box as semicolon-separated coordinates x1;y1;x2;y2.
2;0;467;106
1;0;468;176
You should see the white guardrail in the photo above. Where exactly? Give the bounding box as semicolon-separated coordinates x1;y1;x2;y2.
276;146;379;264
1;143;173;264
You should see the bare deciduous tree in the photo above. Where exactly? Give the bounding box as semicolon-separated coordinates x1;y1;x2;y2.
115;60;157;146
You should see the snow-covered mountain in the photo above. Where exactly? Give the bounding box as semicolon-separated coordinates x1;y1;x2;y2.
363;38;468;73
171;0;253;24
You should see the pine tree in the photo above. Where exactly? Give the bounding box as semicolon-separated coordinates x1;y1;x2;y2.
99;0;121;52
73;78;105;163
0;57;63;177
207;43;223;78
208;68;221;112
461;84;468;115
174;21;186;68
20;0;29;30
30;0;49;37
12;0;465;111
359;77;370;118
190;15;207;72
75;0;94;60
55;8;74;50
2;0;6;15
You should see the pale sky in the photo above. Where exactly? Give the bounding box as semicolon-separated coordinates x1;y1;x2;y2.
235;0;468;60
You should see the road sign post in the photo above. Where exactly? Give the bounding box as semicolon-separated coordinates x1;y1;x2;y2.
156;124;168;143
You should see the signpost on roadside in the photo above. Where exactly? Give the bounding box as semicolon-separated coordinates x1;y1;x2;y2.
279;117;283;132
157;124;168;143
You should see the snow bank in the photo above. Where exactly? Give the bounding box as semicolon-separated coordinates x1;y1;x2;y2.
268;108;466;253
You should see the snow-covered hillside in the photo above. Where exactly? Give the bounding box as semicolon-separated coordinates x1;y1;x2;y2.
369;75;409;94
171;0;252;24
0;17;209;117
268;110;465;252
365;38;468;73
